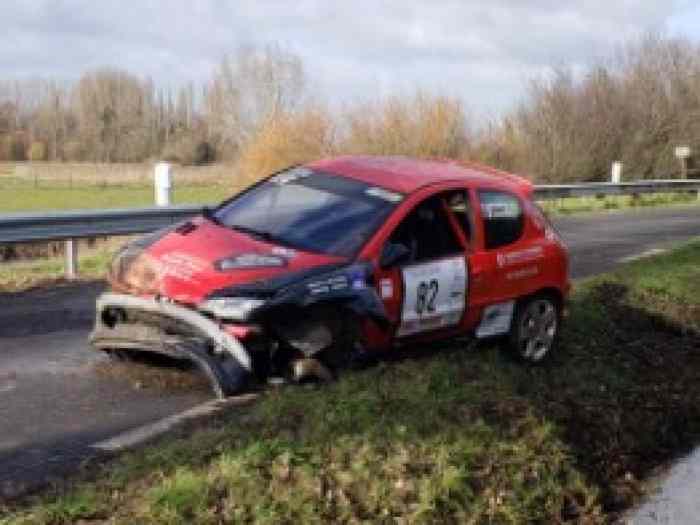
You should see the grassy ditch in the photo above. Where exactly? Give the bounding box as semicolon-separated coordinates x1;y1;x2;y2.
2;242;700;524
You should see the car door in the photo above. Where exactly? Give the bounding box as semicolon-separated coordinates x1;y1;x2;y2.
375;191;470;339
468;188;545;337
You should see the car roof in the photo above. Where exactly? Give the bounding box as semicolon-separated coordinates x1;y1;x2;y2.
307;155;533;196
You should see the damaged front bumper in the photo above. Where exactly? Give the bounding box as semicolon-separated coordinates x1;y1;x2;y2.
90;292;253;398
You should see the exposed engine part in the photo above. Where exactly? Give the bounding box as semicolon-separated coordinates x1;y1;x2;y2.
291;358;334;383
276;317;334;357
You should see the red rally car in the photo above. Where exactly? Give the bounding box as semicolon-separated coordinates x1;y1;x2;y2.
91;156;570;397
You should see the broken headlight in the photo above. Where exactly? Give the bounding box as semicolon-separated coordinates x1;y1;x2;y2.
199;297;266;321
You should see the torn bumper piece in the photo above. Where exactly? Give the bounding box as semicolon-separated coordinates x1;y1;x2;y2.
90;292;252;399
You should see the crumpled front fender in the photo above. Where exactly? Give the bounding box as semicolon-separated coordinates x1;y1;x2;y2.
90;292;252;398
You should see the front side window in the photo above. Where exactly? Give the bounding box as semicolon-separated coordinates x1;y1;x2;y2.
388;195;463;263
214;168;402;257
478;190;524;249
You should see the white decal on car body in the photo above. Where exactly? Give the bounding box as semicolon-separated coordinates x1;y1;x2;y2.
475;301;515;338
379;278;393;299
506;266;540;280
497;246;544;268
397;256;466;337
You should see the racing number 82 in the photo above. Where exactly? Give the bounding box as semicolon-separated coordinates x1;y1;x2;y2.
416;279;439;315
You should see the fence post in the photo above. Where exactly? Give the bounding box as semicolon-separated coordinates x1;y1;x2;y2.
65;238;78;279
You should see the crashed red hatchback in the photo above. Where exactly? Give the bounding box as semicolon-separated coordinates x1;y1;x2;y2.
91;156;570;397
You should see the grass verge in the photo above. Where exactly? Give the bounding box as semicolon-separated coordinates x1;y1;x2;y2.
2;242;700;524
0;183;229;213
538;191;699;215
0;243;115;293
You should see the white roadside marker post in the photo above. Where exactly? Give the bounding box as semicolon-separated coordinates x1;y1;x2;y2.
611;161;626;206
674;146;690;180
611;161;623;184
154;162;172;207
65;238;78;279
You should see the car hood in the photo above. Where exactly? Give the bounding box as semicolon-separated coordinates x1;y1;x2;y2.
108;217;346;304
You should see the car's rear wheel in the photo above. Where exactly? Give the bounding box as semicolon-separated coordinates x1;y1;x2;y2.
508;295;560;363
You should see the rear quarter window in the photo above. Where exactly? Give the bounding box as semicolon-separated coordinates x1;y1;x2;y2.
478;190;525;249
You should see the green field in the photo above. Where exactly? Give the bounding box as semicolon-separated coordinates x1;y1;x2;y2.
0;181;230;213
3;241;700;523
0;162;234;213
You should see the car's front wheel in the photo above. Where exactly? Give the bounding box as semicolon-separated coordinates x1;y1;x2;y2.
508;295;560;363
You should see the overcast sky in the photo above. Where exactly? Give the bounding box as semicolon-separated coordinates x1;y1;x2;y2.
3;1;700;119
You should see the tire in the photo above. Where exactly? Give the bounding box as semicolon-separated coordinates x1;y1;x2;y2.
507;294;561;363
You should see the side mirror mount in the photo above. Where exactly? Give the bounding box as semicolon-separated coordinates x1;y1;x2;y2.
380;242;411;269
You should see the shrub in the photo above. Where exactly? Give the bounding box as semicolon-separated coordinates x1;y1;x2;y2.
236;108;335;183
341;92;468;159
1;133;27;161
27;141;47;161
161;134;216;166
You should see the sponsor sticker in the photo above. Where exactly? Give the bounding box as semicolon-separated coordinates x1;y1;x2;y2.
475;301;515;338
307;275;349;295
497;246;544;267
506;266;540;280
379;278;393;299
365;186;404;203
155;252;208;282
272;167;313;185
271;246;296;258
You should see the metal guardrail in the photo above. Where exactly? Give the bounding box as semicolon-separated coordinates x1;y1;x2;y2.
1;180;699;278
0;205;204;244
533;179;700;200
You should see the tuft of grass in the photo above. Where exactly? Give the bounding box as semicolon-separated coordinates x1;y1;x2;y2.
2;241;700;523
28;489;100;525
145;468;213;524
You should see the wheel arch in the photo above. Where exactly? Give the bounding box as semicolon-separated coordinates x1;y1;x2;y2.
524;286;564;308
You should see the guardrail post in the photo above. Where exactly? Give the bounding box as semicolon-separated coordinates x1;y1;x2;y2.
65;238;78;279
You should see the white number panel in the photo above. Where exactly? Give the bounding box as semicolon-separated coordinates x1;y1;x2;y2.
397;256;467;337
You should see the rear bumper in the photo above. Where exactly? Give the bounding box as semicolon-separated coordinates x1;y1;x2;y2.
90;292;253;397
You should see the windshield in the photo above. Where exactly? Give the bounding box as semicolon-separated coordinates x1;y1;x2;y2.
213;167;403;257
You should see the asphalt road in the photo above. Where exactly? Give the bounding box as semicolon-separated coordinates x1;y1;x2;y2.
0;204;699;500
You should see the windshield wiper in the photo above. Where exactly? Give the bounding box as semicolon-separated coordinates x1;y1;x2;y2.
230;224;275;241
230;224;303;250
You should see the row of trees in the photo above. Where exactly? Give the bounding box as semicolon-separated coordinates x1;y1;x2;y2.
2;35;699;181
478;34;700;181
0;72;202;163
0;45;305;165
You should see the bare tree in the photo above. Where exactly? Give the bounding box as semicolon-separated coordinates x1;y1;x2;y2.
206;44;306;157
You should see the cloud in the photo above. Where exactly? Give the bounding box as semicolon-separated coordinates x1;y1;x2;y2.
0;0;696;116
